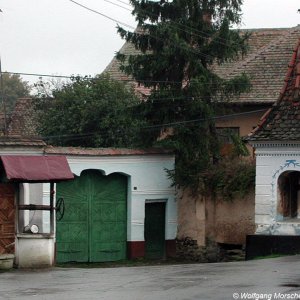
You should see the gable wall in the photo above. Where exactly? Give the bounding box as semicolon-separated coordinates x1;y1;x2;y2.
254;143;300;235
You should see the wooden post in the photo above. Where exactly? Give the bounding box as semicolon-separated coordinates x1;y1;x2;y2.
50;182;55;234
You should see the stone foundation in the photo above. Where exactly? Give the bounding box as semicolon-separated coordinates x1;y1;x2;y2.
176;238;221;262
176;237;245;262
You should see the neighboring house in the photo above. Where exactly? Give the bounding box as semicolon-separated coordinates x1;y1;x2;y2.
0;98;176;267
246;38;300;259
105;25;300;150
214;25;300;150
104;25;300;255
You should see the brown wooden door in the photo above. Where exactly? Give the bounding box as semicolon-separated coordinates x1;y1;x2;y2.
0;184;15;254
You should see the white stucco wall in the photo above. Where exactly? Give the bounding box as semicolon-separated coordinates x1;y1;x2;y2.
254;142;300;235
16;235;54;268
0;149;176;267
63;154;177;242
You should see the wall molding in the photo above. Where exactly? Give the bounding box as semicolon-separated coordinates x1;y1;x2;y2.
257;153;300;157
253;142;300;148
132;189;174;195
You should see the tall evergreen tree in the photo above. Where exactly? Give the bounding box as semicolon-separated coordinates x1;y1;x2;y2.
117;0;250;192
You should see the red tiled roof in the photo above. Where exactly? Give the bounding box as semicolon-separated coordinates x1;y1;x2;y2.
248;38;300;141
0;113;7;135
104;40;151;98
104;26;300;104
0;136;46;147
8;97;38;137
214;26;300;104
0;98;45;146
45;146;173;156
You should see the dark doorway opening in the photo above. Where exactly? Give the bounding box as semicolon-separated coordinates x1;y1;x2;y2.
144;201;166;259
277;171;300;219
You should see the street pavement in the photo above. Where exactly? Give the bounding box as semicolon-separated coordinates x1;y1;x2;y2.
0;255;300;300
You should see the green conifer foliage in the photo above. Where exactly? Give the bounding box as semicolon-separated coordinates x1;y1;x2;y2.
117;0;251;192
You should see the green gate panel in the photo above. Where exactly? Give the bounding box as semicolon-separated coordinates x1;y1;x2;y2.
56;170;127;263
56;176;89;263
90;172;127;262
145;202;166;259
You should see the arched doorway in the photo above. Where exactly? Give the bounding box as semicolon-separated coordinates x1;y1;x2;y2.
277;171;300;219
56;170;127;263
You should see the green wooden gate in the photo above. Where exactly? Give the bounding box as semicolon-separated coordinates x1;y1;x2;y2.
144;202;166;259
56;170;127;263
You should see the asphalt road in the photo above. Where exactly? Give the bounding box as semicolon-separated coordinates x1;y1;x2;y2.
1;256;300;300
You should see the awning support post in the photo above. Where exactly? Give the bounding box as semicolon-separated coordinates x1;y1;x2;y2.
50;182;54;234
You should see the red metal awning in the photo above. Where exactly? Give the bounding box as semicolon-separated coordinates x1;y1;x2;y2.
0;155;74;182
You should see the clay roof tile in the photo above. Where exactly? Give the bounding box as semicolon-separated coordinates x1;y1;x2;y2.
248;38;300;142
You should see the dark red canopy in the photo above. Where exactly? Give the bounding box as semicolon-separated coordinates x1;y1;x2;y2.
1;155;74;182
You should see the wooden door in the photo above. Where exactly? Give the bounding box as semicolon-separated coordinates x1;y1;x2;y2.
56;170;127;263
145;202;166;259
0;184;15;254
90;173;127;262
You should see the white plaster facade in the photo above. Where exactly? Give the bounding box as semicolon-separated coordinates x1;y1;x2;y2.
60;153;177;243
253;142;300;236
0;147;176;267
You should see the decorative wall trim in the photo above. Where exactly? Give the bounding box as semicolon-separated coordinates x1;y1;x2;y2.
253;142;300;148
271;159;300;221
145;199;167;203
257;153;300;157
272;160;300;180
132;190;174;195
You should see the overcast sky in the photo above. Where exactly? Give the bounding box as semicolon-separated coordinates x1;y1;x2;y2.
0;0;299;84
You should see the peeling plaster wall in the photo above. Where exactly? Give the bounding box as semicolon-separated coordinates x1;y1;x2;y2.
214;193;255;244
254;143;300;235
177;189;255;246
177;189;206;246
